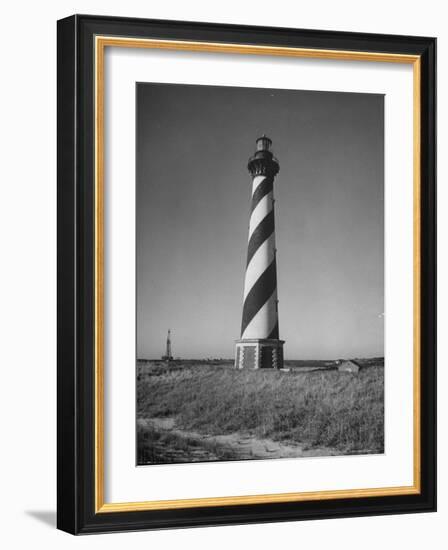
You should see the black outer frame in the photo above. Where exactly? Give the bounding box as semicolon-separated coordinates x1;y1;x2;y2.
57;14;436;535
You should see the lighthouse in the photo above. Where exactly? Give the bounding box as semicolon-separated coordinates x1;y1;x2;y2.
235;136;285;369
161;329;173;361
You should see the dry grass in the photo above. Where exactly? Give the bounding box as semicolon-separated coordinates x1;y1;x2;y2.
137;423;239;464
137;362;384;454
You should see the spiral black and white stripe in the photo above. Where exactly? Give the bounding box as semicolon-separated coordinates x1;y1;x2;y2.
240;171;279;340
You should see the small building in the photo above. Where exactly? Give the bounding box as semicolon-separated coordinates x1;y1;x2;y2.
337;359;361;374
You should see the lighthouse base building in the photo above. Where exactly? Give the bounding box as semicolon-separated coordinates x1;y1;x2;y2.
235;136;285;370
235;338;284;370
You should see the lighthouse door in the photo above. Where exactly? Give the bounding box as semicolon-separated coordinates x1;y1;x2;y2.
260;347;273;369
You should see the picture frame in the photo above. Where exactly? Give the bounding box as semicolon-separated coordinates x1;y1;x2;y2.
57;14;436;534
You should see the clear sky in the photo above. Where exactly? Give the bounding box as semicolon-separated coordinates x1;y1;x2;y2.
136;83;384;360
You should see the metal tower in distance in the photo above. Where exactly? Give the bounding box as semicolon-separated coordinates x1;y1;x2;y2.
161;329;173;361
235;136;285;369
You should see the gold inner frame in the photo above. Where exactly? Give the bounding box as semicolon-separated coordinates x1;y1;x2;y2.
94;36;421;514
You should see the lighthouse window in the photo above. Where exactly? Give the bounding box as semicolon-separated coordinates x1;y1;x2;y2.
257;136;271;151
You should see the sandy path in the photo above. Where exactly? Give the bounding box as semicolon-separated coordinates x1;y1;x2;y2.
139;416;340;460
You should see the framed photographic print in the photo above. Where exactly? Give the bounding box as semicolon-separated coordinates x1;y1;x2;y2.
57;14;436;534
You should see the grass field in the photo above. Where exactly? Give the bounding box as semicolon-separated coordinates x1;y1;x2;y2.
137;360;384;464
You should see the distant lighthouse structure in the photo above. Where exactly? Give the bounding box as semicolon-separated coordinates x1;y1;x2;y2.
235;136;285;369
162;329;173;361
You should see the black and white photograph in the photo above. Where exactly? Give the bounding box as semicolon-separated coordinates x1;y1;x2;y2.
136;82;385;465
50;7;437;538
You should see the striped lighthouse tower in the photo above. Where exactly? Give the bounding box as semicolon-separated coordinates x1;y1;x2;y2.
235;136;285;370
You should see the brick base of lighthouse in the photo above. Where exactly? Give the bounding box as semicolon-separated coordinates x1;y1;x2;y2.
235;339;284;370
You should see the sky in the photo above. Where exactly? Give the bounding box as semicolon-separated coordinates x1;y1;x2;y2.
136;83;384;360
